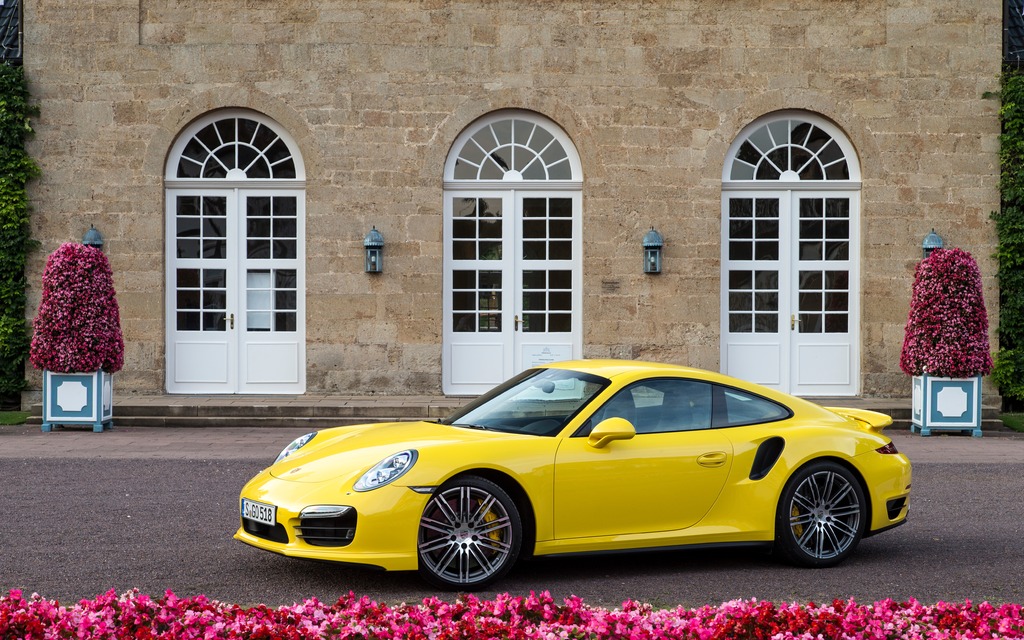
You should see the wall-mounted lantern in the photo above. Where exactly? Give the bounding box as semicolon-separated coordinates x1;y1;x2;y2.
922;228;944;259
642;227;663;274
82;224;104;251
364;226;384;273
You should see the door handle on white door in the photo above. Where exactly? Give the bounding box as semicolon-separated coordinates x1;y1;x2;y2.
514;314;521;331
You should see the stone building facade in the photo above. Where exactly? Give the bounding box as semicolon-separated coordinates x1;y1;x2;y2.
21;0;1002;401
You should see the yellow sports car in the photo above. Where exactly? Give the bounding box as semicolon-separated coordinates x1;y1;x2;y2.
235;360;911;589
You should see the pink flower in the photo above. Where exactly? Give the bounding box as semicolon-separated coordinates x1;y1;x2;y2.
29;243;124;374
900;247;993;378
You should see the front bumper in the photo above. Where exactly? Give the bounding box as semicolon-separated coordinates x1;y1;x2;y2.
234;473;431;572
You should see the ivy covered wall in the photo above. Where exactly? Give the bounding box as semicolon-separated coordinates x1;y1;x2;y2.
994;71;1024;408
0;64;39;407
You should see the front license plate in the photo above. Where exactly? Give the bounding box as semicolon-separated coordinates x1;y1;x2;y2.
241;499;277;527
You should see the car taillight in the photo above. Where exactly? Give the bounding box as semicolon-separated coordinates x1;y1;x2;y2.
876;442;899;454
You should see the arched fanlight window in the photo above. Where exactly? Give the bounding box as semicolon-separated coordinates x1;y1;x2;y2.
448;115;579;181
175;116;297;179
726;116;857;182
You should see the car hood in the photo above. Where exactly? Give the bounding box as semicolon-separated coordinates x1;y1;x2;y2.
267;421;510;484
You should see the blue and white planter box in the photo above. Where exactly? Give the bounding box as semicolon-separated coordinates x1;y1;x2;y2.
41;370;113;433
911;374;982;437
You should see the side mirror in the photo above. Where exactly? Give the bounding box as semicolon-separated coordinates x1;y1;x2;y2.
587;417;636;449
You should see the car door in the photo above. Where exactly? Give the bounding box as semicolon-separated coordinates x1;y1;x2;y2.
552;379;733;539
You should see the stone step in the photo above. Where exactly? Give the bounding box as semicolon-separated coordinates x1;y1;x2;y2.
24;396;1009;433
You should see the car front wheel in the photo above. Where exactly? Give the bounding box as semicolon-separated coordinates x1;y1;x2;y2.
417;476;522;589
775;461;866;568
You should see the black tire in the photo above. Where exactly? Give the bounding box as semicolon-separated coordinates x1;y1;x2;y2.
417;476;522;590
774;460;866;568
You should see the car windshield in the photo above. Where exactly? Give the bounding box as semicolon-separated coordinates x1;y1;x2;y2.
441;367;609;436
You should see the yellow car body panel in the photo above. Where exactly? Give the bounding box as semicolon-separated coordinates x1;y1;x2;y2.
235;359;911;575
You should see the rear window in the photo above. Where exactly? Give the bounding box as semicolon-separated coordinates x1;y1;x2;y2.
714;387;791;427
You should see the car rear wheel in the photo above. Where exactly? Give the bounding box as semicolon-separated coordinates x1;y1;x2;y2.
775;461;866;568
417;476;522;589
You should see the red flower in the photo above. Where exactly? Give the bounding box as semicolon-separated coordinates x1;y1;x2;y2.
900;248;993;378
29;243;124;374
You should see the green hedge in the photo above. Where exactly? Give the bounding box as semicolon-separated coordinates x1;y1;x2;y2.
0;64;39;407
994;71;1024;408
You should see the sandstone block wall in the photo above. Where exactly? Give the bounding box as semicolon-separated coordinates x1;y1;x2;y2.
21;0;1002;398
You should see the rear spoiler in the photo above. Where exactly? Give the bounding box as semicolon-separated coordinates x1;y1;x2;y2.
824;407;893;433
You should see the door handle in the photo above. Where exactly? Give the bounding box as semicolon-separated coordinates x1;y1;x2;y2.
791;314;800;331
697;452;728;468
223;313;235;329
514;314;522;331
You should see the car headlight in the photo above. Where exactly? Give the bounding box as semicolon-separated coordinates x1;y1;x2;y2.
353;450;418;492
274;432;317;464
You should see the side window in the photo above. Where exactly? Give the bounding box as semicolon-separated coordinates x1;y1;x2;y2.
587;379;713;435
714;386;791;427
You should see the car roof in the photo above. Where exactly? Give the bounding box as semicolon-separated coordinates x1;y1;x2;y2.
541;359;711;380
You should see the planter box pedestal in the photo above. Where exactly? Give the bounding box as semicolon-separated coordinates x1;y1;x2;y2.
911;374;982;437
41;370;113;432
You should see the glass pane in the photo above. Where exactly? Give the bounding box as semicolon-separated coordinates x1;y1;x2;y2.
453;291;475;310
522;313;544;332
478;219;501;239
549;241;572;260
203;240;227;259
755;199;779;218
825;314;849;333
275;270;296;288
730;199;753;218
523;198;546;217
756;219;778;239
275;291;297;310
177;290;200;309
453;219;475;239
754;240;778;260
825;220;849;239
729;270;752;290
754;292;777;311
549;198;572;217
800;198;823;218
247;240;271;259
800;314;822;333
729;292;751;311
248;290;272;311
204;290;226;310
523;241;545;260
203;311;226;331
800;270;823;290
522;270;545;289
177;239;200;259
825;271;849;289
729;313;752;333
248;311;272;332
549;292;572;311
754;313;778;333
272;239;297;259
275;312;297;332
479;198;502;217
549;270;571;288
273;218;297;238
177;269;200;288
800;220;823;239
825;241;849;261
203;217;226;238
730;220;753;239
800;241;823;261
453;270;475;288
523;291;546;311
479;271;501;288
177;217;199;238
453;241;475;260
799;292;823;312
248;218;272;237
479;241;502;260
754;270;778;289
729;241;753;261
204;269;227;287
453;313;475;332
479;314;501;332
825;291;848;311
479;291;501;310
549;219;572;239
523;220;545;238
177;311;200;331
548;314;571;332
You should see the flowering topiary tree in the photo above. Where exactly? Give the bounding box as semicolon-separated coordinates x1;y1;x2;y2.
900;247;993;378
29;243;124;374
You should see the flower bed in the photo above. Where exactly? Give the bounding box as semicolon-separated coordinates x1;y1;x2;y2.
2;590;1022;639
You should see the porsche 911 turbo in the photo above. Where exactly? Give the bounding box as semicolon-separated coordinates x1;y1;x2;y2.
236;360;911;589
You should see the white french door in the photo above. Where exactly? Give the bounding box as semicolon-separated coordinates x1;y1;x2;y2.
721;190;859;396
166;188;305;393
443;190;582;395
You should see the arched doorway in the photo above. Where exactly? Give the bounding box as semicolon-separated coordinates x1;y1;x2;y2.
164;109;306;393
721;111;862;396
442;110;584;395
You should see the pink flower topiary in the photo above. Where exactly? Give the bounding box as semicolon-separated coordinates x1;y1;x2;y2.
900;247;993;378
29;243;124;374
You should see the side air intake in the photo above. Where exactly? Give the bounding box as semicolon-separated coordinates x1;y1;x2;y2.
749;437;785;480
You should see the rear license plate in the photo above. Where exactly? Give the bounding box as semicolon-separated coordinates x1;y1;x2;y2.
241;499;277;527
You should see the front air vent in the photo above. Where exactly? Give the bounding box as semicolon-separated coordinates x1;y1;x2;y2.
297;511;358;547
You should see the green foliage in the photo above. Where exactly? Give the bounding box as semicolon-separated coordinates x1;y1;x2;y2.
0;64;40;400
